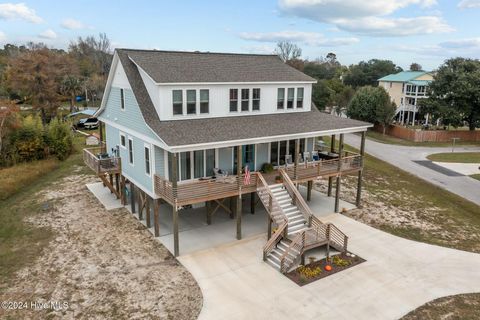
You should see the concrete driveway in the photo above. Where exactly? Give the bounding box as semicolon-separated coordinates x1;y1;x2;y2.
178;213;480;320
344;134;480;206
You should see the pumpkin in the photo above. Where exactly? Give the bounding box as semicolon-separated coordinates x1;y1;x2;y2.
325;265;332;271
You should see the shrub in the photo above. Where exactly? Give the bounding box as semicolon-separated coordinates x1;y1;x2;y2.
298;265;322;279
262;163;274;173
12;114;46;162
47;117;73;161
332;255;351;267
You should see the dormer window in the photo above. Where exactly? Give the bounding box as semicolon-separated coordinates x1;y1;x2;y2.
173;90;183;115
296;88;304;108
277;88;285;109
187;90;196;114
241;89;249;112
287;88;295;109
200;89;209;113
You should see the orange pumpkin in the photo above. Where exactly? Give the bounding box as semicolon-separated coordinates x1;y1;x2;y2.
325;265;332;271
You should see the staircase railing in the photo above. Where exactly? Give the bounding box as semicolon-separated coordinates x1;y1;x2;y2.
263;220;288;261
280;230;305;273
278;168;313;224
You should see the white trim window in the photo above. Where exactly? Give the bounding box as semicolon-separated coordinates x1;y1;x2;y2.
277;88;285;109
187;89;197;114
172;90;183;115
252;88;260;111
128;137;134;165
120;88;125;110
287;88;295;109
144;145;151;176
296;88;304;108
241;88;249;112
200;89;209;114
120;132;126;148
229;89;238;112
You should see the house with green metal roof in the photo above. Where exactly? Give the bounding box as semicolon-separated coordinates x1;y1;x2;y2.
378;71;433;125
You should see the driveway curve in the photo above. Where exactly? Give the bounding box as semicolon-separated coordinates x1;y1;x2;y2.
178;213;480;320
344;134;480;206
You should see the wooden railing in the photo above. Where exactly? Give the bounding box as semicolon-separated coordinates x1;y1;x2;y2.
83;146;121;174
154;173;258;207
263;221;288;262
279;168;314;224
284;154;363;182
280;231;305;273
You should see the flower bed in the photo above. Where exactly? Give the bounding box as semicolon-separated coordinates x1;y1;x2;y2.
286;252;365;286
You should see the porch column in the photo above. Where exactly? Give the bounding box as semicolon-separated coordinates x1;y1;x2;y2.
206;201;212;225
137;189;143;220
307;180;313;201
356;131;366;208
130;183;136;213
293;138;300;181
109;174;114;194
250;193;255;214
327;134;336;196
171;152;179;257
236;145;242;240
121;175;126;205
334;134;344;213
153;198;160;237
99;121;104;143
115;173;120;199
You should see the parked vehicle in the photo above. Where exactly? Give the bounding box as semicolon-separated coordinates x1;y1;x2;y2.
74;118;89;129
83;118;99;130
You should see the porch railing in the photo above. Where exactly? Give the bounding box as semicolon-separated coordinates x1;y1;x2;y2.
83;146;121;174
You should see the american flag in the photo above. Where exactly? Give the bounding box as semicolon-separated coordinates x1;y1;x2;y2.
243;165;251;185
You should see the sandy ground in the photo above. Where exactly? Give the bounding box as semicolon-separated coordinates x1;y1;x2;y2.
0;168;202;320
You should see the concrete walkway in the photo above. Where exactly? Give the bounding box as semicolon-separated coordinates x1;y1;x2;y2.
179;212;480;320
344;134;480;206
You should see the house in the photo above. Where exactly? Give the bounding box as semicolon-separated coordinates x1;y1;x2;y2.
378;71;433;125
84;48;371;271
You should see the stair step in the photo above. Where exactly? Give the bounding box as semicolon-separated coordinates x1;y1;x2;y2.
266;257;280;270
285;210;301;217
288;216;305;224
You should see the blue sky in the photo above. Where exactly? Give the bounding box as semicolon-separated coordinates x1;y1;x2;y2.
1;0;479;70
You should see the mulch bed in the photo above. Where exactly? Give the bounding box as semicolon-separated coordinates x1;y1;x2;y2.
286;252;366;286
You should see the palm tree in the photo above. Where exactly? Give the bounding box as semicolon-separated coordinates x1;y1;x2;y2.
61;75;83;112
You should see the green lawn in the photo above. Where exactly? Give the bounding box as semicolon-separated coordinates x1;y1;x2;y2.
426;152;480;163
402;293;480;320
471;174;480;181
0;134;91;286
366;130;480;147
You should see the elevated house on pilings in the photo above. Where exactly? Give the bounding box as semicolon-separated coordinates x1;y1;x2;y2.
84;48;372;272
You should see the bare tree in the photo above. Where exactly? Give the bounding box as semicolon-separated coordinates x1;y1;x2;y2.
275;41;302;62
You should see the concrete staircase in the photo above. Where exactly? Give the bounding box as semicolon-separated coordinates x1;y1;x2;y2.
265;238;298;270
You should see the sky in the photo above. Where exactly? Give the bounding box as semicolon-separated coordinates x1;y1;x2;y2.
0;0;480;70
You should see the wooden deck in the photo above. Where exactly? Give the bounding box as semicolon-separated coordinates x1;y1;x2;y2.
153;153;362;207
83;146;121;175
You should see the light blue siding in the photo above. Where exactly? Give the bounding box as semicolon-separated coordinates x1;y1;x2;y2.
256;143;269;171
306;138;314;152
154;146;165;177
102;87;158;140
218;147;233;174
105;124;154;194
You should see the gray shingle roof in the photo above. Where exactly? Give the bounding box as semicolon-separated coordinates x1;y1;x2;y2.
122;48;316;83
114;49;372;149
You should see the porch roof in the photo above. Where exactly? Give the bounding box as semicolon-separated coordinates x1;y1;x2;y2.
111;49;371;152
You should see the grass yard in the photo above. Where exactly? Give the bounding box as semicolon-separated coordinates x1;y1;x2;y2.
427;152;480;163
471;174;480;181
401;293;480;320
366;130;480;147
0;134;89;285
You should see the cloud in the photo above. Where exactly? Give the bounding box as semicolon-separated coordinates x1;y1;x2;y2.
278;0;452;36
242;45;276;54
458;0;480;8
0;31;6;43
38;29;57;39
239;31;359;47
0;3;43;23
394;37;480;57
61;18;89;30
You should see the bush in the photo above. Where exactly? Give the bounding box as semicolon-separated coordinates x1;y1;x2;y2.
12;114;46;162
262;163;274;173
47;117;73;161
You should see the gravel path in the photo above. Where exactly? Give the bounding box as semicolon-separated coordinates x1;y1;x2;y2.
0;171;202;320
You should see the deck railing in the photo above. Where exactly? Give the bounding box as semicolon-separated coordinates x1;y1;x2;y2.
83;146;121;174
154;173;258;207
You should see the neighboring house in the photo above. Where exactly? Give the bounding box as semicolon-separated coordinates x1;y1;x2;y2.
378;71;433;125
84;48;371;269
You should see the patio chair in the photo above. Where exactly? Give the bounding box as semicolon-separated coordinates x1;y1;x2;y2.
285;154;293;166
312;150;319;161
213;168;228;178
303;151;310;162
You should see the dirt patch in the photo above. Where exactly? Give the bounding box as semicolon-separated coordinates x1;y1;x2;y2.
0;172;202;319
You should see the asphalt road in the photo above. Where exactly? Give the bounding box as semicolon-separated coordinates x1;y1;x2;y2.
344;134;480;206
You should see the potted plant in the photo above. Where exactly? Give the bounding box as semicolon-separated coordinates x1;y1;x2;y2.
261;163;274;174
275;175;283;183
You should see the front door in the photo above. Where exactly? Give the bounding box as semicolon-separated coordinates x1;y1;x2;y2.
234;144;255;172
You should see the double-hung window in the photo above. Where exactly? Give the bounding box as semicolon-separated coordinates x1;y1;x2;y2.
200;89;209;113
144;146;151;176
229;89;238;112
172;90;183;115
296;88;304;108
120;133;126;148
252;88;260;111
241;89;249;111
277;88;285;109
187;90;196;114
120;88;125;110
128;138;134;165
287;88;295;109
